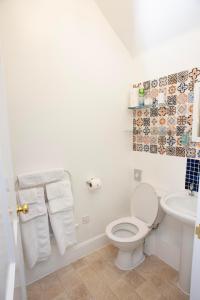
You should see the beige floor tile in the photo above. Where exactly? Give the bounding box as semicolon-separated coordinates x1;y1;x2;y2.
28;246;184;300
27;281;43;300
72;258;88;271
57;268;83;290
52;291;70;300
160;282;189;300
85;251;102;265
66;283;93;300
136;280;162;300
39;273;65;299
111;278;140;300
98;245;118;262
123;270;146;289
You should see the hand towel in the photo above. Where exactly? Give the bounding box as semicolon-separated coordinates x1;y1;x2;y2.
18;169;65;189
47;206;76;255
46;180;76;255
46;180;73;214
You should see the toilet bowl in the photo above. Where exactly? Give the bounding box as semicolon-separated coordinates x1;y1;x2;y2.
106;183;164;270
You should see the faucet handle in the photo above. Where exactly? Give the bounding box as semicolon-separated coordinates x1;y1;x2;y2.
190;182;194;191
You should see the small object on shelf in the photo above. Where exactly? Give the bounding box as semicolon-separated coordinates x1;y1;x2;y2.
158;91;166;105
180;132;190;146
129;87;139;107
138;87;145;107
144;96;152;106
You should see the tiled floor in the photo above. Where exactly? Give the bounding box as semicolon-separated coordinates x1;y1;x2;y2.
27;245;189;300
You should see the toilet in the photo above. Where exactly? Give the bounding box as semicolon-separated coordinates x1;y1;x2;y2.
106;183;164;270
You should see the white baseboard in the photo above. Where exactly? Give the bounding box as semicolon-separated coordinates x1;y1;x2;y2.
26;233;109;285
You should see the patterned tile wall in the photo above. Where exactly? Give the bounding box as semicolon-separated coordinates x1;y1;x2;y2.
133;67;200;158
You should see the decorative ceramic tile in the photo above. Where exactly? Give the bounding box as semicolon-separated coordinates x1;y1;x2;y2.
136;144;143;152
177;116;187;126
177;82;188;93
166;146;176;156
158;136;166;145
166;136;176;147
188;92;194;103
151;79;158;88
136;118;143;127
150;107;158;117
158;146;166;155
150;145;157;153
150;136;158;144
143;127;150;135
167;95;177;106
150;127;159;135
176;126;185;136
143;144;150;152
159;76;168;87
143;118;150;126
132;67;200;159
177;70;189;83
167;106;176;115
143;81;150;90
158;107;167;116
176;147;186;157
168;73;177;85
168;85;176;95
186;148;196;158
177;93;187;104
189;68;200;81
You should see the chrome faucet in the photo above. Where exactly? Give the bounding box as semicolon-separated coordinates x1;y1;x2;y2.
189;183;195;196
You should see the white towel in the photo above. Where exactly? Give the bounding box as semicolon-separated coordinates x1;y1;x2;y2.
18;188;46;222
46;180;76;255
46;180;73;214
47;206;76;255
18;187;51;268
18;169;65;188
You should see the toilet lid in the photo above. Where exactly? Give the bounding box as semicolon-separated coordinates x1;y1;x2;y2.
131;183;158;226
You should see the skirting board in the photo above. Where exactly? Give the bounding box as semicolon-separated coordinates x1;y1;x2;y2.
26;233;109;285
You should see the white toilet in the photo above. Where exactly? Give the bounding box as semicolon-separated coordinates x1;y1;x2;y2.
106;183;164;270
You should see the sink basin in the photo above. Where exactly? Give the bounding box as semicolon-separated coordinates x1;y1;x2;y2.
161;192;197;226
160;192;197;295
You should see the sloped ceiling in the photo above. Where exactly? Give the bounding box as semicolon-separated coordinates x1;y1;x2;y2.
94;0;200;58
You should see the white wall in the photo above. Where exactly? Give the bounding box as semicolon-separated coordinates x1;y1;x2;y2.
95;0;200;57
131;27;200;269
0;0;134;282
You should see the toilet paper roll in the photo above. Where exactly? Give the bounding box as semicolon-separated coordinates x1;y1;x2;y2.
87;178;102;190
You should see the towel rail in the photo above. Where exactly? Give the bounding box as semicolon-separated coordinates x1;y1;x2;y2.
15;169;73;191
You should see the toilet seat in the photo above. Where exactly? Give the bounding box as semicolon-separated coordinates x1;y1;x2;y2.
106;216;150;243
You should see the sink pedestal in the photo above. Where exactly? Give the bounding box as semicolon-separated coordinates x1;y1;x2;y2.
179;224;194;295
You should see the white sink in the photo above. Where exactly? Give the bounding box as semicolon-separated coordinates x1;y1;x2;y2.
161;192;197;226
160;192;197;295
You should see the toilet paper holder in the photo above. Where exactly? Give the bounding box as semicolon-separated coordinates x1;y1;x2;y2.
86;177;102;190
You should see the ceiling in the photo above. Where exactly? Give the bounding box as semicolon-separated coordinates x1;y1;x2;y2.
94;0;200;58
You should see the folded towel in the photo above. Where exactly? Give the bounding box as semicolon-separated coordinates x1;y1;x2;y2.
46;180;73;214
21;216;51;268
47;206;76;255
18;187;51;268
18;187;47;222
18;169;65;188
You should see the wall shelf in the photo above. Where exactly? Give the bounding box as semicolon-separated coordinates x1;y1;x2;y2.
128;105;152;110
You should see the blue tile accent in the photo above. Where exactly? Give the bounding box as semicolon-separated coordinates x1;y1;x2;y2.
185;159;200;192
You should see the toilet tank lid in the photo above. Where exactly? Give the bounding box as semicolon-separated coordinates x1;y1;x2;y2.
131;183;158;227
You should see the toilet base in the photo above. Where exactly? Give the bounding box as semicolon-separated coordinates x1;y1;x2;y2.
115;245;145;271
